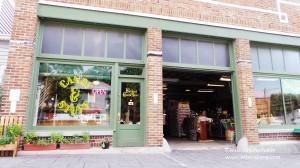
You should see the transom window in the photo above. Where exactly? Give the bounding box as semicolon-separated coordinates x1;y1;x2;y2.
251;46;300;74
41;23;144;60
162;37;230;67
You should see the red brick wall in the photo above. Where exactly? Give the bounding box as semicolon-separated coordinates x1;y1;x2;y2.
234;39;259;144
48;0;300;35
0;0;38;129
146;28;163;146
3;0;300;146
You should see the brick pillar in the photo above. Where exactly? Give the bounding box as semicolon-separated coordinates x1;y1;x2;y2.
0;0;38;127
146;28;163;146
234;39;259;144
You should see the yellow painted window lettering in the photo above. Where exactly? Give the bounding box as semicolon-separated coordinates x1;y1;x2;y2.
59;76;90;89
122;88;138;97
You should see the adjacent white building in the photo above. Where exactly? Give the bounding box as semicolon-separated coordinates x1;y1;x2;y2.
0;0;15;99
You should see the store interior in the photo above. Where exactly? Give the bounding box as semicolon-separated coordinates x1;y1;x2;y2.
163;69;235;147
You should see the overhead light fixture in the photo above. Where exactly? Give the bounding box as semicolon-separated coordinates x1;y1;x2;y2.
256;78;279;82
163;78;179;82
163;87;168;90
185;89;191;92
207;83;225;87
220;76;231;82
163;83;167;88
93;80;100;86
197;89;214;93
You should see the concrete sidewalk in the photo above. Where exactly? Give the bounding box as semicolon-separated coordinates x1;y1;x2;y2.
1;149;300;168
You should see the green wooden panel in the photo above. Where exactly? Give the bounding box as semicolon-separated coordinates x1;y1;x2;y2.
38;4;300;47
117;129;143;147
293;128;300;133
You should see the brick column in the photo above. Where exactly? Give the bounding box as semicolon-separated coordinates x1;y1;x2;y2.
0;0;38;127
146;28;163;146
234;39;259;144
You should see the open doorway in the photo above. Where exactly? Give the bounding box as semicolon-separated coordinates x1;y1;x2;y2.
163;69;235;150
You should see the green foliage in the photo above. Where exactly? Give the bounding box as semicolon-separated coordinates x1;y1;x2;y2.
6;125;22;138
24;132;38;144
50;133;64;144
82;132;90;143
37;139;51;146
0;136;12;145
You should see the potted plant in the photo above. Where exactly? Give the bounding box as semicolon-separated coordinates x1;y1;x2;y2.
23;132;56;151
101;138;110;149
0;124;23;157
60;132;90;150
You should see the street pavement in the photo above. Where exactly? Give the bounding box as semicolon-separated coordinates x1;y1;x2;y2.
0;149;299;168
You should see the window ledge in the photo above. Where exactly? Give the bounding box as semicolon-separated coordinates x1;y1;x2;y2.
35;130;113;137
258;128;294;133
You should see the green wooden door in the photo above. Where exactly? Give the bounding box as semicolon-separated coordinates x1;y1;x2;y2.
116;78;144;147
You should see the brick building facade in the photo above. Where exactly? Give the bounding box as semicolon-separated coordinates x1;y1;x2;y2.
2;0;300;147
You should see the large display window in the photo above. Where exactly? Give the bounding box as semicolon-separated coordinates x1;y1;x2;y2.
254;77;300;126
35;63;112;127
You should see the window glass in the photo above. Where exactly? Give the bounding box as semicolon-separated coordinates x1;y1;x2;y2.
271;48;285;72
198;41;214;66
254;77;285;126
63;27;83;56
214;42;229;67
258;48;272;72
107;31;124;59
120;82;141;124
284;49;300;73
251;47;259;71
126;33;143;60
282;79;300;125
120;67;143;75
42;25;63;54
180;39;197;64
36;63;111;127
162;37;179;63
84;29;105;57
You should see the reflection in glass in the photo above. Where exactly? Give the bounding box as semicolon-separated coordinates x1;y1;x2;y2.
282;79;300;125
214;42;229;67
284;50;300;73
120;67;143;76
84;29;105;57
198;41;214;66
36;63;111;126
254;77;285;126
107;31;124;59
42;25;63;54
180;39;197;64
126;33;143;60
258;48;272;72
120;82;140;125
163;37;179;63
63;27;83;56
251;47;259;71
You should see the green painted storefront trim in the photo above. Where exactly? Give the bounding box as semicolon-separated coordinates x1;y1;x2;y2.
37;4;300;47
163;63;234;72
293;128;300;133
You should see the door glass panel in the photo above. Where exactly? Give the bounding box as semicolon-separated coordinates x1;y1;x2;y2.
120;82;140;125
